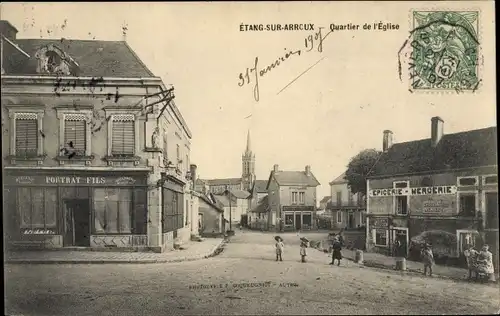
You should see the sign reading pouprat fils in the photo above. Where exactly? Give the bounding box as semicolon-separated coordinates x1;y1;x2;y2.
369;186;457;197
6;174;144;186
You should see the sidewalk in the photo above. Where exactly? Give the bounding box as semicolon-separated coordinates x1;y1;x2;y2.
5;238;225;264
340;248;499;284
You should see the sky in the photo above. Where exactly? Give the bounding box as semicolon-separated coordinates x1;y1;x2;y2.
2;2;496;200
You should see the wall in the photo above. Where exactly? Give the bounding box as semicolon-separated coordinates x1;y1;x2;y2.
199;200;223;236
267;178;280;228
330;182;363;207
280;186;317;207
223;198;247;224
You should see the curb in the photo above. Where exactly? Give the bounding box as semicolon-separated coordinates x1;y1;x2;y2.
5;239;227;265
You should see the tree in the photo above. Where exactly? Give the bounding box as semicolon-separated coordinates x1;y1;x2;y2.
344;149;382;195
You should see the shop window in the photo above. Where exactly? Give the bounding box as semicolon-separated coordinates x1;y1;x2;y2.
457;176;478;187
360;212;366;225
15;114;38;157
458;193;476;217
303;213;312;226
373;229;388;246
162;188;184;233
395;196;408;215
337;211;342;223
285;213;294;226
18;187;57;229
93;188;133;234
299;192;305;204
483;175;498;185
110;114;136;157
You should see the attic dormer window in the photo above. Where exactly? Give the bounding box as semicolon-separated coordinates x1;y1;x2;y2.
45;51;61;73
35;44;77;76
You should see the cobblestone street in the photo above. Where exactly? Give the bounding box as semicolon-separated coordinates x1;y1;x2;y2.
5;231;500;315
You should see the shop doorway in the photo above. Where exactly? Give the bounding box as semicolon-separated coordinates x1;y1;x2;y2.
392;227;409;257
348;212;355;229
64;199;90;247
295;213;301;230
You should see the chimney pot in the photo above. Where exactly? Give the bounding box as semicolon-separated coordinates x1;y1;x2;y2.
431;116;444;147
273;164;279;172
383;130;393;152
305;165;311;175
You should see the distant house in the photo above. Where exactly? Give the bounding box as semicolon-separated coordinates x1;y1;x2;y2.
317;196;332;216
248;195;269;230
267;164;320;231
329;172;366;230
213;189;251;228
198;193;225;237
366;117;497;270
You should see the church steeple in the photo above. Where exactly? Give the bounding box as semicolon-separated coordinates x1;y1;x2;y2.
245;130;252;154
242;129;255;191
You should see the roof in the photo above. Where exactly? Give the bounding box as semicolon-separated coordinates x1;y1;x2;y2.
369;126;497;178
252;180;268;193
7;38;155;77
329;172;347;185
195;178;206;185
266;170;320;189
250;195;269;213
205;178;242;186
213;194;231;207
230;189;251;199
319;196;331;204
198;194;224;213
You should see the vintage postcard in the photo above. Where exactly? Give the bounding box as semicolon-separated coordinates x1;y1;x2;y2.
2;1;497;315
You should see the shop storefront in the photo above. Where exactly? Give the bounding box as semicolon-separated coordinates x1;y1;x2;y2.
161;173;186;246
4;170;148;250
282;206;314;231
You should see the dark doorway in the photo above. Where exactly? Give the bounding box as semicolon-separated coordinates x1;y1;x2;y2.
295;213;301;230
348;213;355;229
64;199;90;247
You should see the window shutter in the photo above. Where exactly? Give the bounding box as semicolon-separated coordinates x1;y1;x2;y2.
112;116;135;156
64;115;86;155
15;115;38;156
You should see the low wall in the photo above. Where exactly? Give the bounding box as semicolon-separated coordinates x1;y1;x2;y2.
9;235;63;249
90;235;148;248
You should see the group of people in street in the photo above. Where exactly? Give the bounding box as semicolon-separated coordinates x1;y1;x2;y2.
464;244;496;282
273;232;345;265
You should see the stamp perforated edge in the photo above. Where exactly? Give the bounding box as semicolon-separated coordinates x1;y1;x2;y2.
407;7;484;95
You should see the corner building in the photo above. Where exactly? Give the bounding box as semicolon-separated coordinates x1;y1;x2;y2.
1;20;193;252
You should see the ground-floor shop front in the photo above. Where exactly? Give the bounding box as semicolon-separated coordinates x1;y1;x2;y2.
281;206;315;231
4;170;150;250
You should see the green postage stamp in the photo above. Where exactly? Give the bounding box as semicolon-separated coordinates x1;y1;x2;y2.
409;11;480;91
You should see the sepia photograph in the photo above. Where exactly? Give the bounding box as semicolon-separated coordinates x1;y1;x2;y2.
1;1;498;315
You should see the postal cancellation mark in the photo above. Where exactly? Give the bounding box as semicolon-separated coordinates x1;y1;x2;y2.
409;11;480;92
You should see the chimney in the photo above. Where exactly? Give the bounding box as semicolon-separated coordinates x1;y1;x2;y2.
431;116;444;147
189;164;197;189
305;165;311;176
0;20;18;40
382;130;393;152
273;164;279;172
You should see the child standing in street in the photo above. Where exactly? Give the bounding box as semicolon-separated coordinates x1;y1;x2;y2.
275;236;284;261
421;243;435;276
300;237;309;263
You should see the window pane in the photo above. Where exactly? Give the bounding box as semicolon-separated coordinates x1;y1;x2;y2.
18;187;32;228
118;201;131;233
44;188;58;228
31;188;45;228
459;178;476;186
106;201;118;233
93;188;107;233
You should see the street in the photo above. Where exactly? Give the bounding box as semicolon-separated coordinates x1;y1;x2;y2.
5;230;500;316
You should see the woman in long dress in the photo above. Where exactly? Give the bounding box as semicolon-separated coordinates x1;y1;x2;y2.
476;244;495;282
330;236;343;266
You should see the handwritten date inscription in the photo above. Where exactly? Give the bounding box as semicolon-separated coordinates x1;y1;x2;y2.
237;27;332;102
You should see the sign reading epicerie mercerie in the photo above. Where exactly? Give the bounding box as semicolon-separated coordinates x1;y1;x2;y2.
369;186;457;197
9;175;139;186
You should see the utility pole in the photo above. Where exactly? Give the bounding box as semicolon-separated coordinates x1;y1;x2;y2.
226;185;232;232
